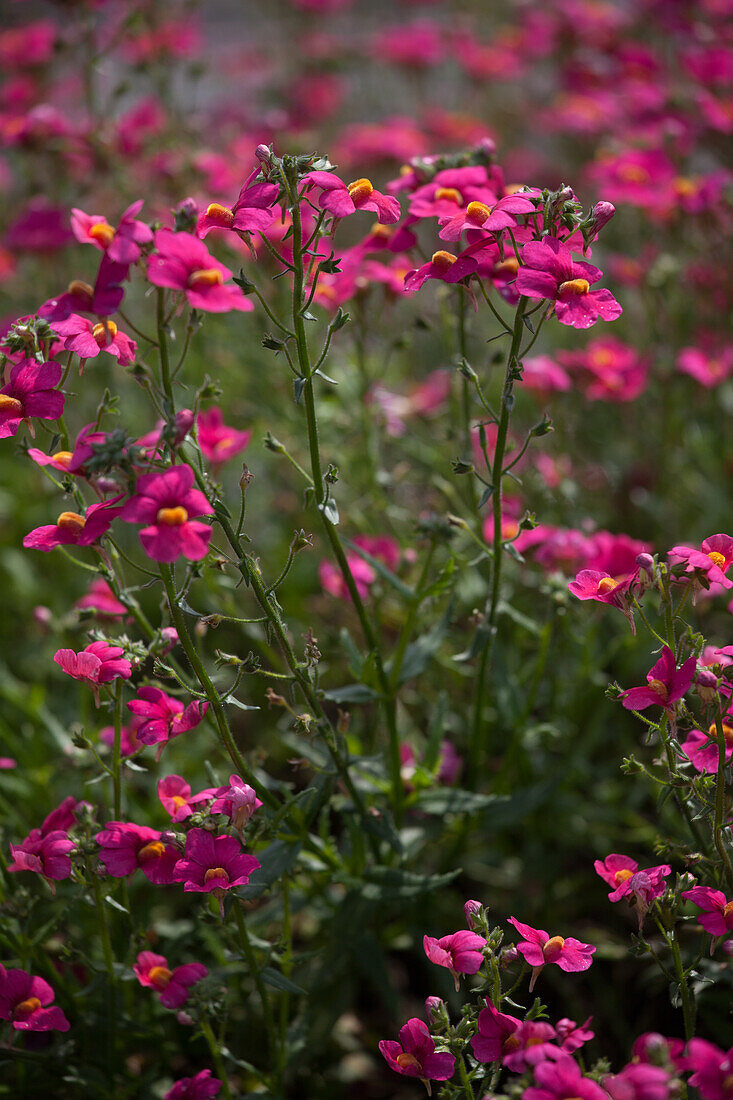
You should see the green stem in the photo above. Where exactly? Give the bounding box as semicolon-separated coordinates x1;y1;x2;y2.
233;901;278;1072
457;1052;475;1098
156;288;173;405
668;926;695;1040
90;869;118;1095
199;1017;234;1100
112;679;122;819
712;711;733;891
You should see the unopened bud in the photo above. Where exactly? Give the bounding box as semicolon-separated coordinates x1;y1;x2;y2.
500;946;519;969
424;996;449;1030
173;198;199;234
464;899;483;929
240;464;254;490
695;668;720;703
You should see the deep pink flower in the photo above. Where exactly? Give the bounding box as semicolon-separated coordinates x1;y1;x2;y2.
146;230;253;313
677;347;733;388
594;854;671;903
524;1052;608;1100
521;355;573;395
50;315;136;367
669;534;733;590
423;930;486;991
603;1062;674;1100
165;1069;221;1100
681;717;733;773
95;822;179;884
120;465;215;562
379;1017;455;1088
158;775;219;822
197;407;251;468
54;641;131;704
173;828;260;914
127;686;208;750
38;256;128;321
133;951;208;1009
71;201;153;266
75;579;127;619
301;171;400;223
99;719;144;758
210;775;262;832
197;169;279;239
0;967;69;1032
515;236;622;329
686;1039;733;1100
0;357;63;438
438;193;536;241
404;246;481;292
558;339;648;402
471;1001;522;1063
8;830;75;887
568;569;637;631
23;497;123;552
555;1018;594;1054
619;647;696;712
681;887;733;938
507;917;595;991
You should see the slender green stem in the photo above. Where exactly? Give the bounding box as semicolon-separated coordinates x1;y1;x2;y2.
156;288;173;405
712;711;733;891
112;679;122;819
199;1017;234;1100
457;1052;475;1098
90;868;118;1095
668;925;695;1039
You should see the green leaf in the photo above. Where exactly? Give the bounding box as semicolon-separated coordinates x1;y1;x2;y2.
417;557;456;601
323;683;380;704
224;696;260;712
236;841;302;900
354;867;461;901
260;967;307;995
410;788;502;815
319;497;339;525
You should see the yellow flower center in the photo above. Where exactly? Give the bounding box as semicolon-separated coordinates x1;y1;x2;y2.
370;223;394;239
138;840;166;863
67;279;94;299
558;278;590;296
597;577;619;595
614;868;634;886
92;320;118;345
673;177;698;197
0;394;23;414
396;1052;420;1070
347;178;373;203
647;678;669;701
148;965;172;989
431;250;457;272
188;268;224;288
708;551;726;568
434;187;462;204
494;258;519;277
14;997;42;1019
543;935;565;959
502;1035;522;1053
51;451;73;467
56;511;86;532
708;721;733;746
89;221;116;248
723;901;733;920
466;200;493;224
205;202;235;225
618;164;650;184
156;506;189;526
204;866;230;885
172;795;188;809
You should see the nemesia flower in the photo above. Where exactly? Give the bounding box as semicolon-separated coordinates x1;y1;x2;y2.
568;569;637;631
75;579;127;619
523;1052;608;1100
71;201;153;265
50;315;137;367
619;647;696;712
681;886;733;938
210;775;262;832
99;719;143;758
470;1001;522;1063
0;357;63;438
0;968;69;1032
677;347;733;388
423;930;486;991
515;236;622;328
8;830;75;889
319;534;400;600
196;169;279;239
127;686;208;751
669;534;733;590
603;1062;674;1100
438;193;536;240
173;828;260;915
38;256;129;321
165;1069;221;1100
120;465;215;563
23;497;123;552
146;230;253;313
507;916;595;991
680;715;733;773
158;775;219;822
300;171;401;223
197;407;251;468
686;1039;733;1100
95;822;179;884
555;1017;594;1053
404;246;481;293
54;641;132;704
379;1017;455;1091
133;951;208;1009
594;854;670;927
521;355;572;394
558;339;648;402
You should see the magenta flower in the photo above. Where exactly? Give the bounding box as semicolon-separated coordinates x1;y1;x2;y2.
568;569;637;631
127;686;208;751
619;647;696;712
423;929;486;991
301;171;400;223
404;247;481;293
50;315;136;367
681;718;733;773
197;407;251;468
555;1017;594;1054
54;641;131;704
173;828;260;915
120;465;215;562
210;775;262;832
677;347;733;389
524;1053;609;1100
165;1069;221;1100
23;497;123;552
604;1062;673;1100
594;854;671;902
75;579;127;619
39;256;128;321
507;917;595;992
379;1017;455;1090
8;830;75;889
0;357;63;438
515;236;622;329
669;534;733;590
438;193;536;241
99;719;144;758
686;1039;733;1100
158;775;219;822
95;822;179;885
681;887;733;938
133;951;208;1009
71;200;153;265
146;229;253;313
0;967;69;1032
471;1001;522;1063
197;169;279;238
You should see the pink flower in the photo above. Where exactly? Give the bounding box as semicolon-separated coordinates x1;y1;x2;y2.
524;1053;608;1100
133;951;208;1009
127;686;208;750
669;534;733;590
210;775;262;831
71;200;153;265
23;497;123;552
555;1018;594;1054
438;193;536;241
0;357;63;438
677;347;733;388
681;886;733;938
686;1039;733;1100
173;828;260;914
379;1017;455;1089
568;569;637;631
404;246;482;293
8;829;75;888
146;230;253;313
680;717;733;773
515;236;622;329
158;775;219;822
99;719;144;758
165;1069;221;1100
39;256;128;321
197;407;251;468
54;641;131;704
75;579;127;619
603;1062;674;1100
196;169;279;239
507;917;595;991
95;822;179;885
50;315;137;367
594;854;671;903
558;339;648;402
423;929;486;991
120;465;215;562
301;171;400;223
471;1001;522;1063
619;647;696;712
0;967;69;1032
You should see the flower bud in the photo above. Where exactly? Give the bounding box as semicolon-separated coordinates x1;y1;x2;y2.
636;552;655;576
500;946;519;969
464;899;483;929
173;197;199;234
157;627;178;656
255;144;271;164
424;995;449;1030
695;668;720;703
590;200;615;233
